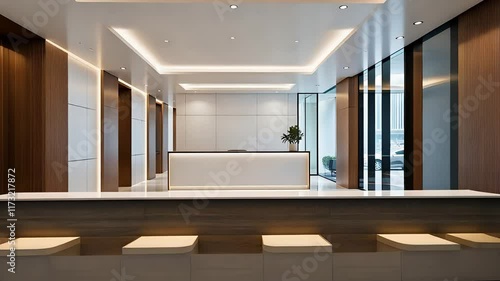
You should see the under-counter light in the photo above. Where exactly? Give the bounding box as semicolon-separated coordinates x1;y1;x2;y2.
413;21;424;25
179;83;295;91
339;5;348;10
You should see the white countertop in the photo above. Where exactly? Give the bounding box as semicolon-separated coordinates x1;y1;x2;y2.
0;189;498;201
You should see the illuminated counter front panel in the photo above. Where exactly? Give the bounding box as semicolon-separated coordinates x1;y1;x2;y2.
168;152;310;190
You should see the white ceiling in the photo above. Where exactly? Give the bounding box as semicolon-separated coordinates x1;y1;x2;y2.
0;0;482;105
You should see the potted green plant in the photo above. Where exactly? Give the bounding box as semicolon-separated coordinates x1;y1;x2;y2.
281;125;304;152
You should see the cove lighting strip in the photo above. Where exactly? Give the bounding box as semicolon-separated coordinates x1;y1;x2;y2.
110;27;354;74
179;83;295;91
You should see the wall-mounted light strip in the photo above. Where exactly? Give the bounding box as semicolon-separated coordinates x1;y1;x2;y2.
179;83;296;91
46;40;102;193
110;27;354;74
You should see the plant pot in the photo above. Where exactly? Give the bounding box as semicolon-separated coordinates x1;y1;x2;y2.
289;143;298;152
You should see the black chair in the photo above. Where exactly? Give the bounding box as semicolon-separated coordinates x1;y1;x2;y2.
328;159;337;177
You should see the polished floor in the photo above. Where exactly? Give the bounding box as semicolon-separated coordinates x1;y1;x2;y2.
119;173;340;192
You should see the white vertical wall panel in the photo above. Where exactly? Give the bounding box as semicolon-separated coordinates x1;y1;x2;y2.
176;115;187;151
68;105;88;161
257;116;289;151
186;93;216;115
175;93;186;115
216;116;258;151
68;160;87;192
87;159;98;192
132;119;146;156
216;93;257;116
288;93;298;116
258;94;288;116
68;57;88;108
86;109;98;159
176;93;296;152
68;57;100;192
185;116;217;151
131;89;146;121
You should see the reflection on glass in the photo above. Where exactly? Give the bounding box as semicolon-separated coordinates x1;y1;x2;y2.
390;50;405;189
422;28;453;189
318;89;336;181
298;94;318;175
305;94;318;175
360;51;405;190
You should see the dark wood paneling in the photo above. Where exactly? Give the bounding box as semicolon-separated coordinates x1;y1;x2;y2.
336;77;359;189
0;40;6;194
147;95;156;179
44;42;68;192
155;103;163;173
404;42;423;190
458;0;500;194
1;16;68;193
173;108;177;151
101;71;119;191
162;103;169;172
4;198;500;239
118;86;132;187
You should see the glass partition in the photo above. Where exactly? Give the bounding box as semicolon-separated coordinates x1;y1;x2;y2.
359;51;405;190
422;26;458;189
298;94;318;175
318;89;337;181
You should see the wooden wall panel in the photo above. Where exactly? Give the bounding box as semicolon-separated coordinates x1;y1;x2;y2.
155;103;163;173
458;0;500;194
101;71;119;191
147;95;156;179
336;77;359;189
1;16;68;193
44;42;68;192
0;40;6;194
118;86;132;187
162;103;169;172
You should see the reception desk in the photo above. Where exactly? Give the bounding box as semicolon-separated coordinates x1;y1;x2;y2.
168;151;310;190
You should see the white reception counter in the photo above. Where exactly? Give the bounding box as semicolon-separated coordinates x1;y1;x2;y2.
168;151;310;190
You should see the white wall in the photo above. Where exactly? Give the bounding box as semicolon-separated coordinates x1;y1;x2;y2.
67;57;100;192
176;93;297;151
131;89;147;185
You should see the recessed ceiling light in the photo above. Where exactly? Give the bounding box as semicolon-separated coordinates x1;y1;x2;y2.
343;66;349;70
120;67;126;70
230;36;236;40
164;40;169;43
89;48;94;52
230;4;238;9
396;36;405;40
295;40;299;43
413;21;424;25
339;5;348;10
